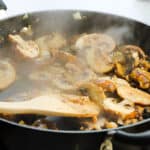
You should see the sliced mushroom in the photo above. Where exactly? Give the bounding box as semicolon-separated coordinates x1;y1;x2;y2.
111;77;130;87
103;98;136;120
75;33;116;73
139;59;150;71
130;68;150;89
51;61;96;91
93;76;131;93
93;77;116;92
35;32;67;51
117;85;150;105
86;48;114;74
68;33;87;51
0;60;16;90
53;51;77;64
113;45;146;78
77;82;106;107
120;45;146;59
8;34;39;59
76;33;115;53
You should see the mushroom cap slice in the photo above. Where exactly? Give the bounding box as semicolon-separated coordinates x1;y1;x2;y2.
86;47;114;73
35;33;67;50
119;45;146;59
130;68;150;89
93;76;130;93
93;76;116;92
113;45;146;78
0;61;16;90
75;33;116;73
117;85;150;106
112;77;130;87
77;82;106;107
103;98;136;120
76;33;116;53
8;34;39;59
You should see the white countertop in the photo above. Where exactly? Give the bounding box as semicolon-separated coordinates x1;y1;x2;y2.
1;0;150;25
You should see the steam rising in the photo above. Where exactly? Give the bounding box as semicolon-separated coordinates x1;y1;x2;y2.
104;26;133;45
0;11;137;102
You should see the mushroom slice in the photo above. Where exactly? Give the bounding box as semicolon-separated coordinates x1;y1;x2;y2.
139;60;150;71
8;34;39;59
93;76;130;92
113;45;146;63
0;60;16;90
35;32;67;50
86;48;114;73
51;61;96;91
77;82;106;107
76;33;116;53
113;45;146;78
130;68;150;89
112;77;130;87
103;98;136;120
75;33;116;73
53;51;77;64
117;85;150;105
93;77;116;92
120;45;146;59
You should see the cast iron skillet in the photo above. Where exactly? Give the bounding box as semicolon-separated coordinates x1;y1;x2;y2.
0;1;150;150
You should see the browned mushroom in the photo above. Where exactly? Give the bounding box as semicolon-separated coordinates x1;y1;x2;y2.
118;45;146;59
139;59;150;71
111;77;130;87
103;98;136;120
75;33;116;73
113;45;146;78
8;34;39;59
0;60;16;90
93;76;130;93
130;68;150;89
117;85;150;105
93;77;116;92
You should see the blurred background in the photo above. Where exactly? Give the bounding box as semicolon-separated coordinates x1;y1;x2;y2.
0;0;150;25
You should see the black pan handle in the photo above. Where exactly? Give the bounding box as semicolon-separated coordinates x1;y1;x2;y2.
108;119;150;145
0;0;7;10
111;130;150;145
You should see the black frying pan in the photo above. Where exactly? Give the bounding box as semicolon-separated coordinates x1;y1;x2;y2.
0;1;150;150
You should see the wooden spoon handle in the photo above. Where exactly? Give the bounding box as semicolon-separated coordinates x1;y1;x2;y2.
0;95;100;117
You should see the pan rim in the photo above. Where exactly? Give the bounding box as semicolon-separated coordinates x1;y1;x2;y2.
0;117;149;134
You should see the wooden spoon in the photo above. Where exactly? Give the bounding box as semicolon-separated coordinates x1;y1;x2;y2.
0;94;100;117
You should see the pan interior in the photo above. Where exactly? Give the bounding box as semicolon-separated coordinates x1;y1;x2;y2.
0;10;149;131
